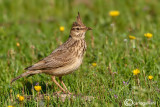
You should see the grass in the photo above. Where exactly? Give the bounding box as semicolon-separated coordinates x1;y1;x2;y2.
0;0;160;106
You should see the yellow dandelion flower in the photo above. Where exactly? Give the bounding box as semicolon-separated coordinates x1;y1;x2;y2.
129;35;136;40
148;75;153;80
16;42;20;47
92;63;97;67
133;69;140;75
109;10;120;17
144;33;153;39
34;85;42;92
19;96;24;102
59;26;65;32
8;106;13;107
16;94;20;98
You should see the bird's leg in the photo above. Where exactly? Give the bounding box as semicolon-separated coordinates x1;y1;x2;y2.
51;76;66;93
59;77;72;94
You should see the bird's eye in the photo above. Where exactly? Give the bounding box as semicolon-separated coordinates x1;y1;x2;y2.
76;28;80;30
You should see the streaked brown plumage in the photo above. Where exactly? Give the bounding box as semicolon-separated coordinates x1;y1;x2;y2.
11;12;91;94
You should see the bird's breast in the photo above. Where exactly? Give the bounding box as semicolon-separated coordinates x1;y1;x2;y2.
77;39;87;58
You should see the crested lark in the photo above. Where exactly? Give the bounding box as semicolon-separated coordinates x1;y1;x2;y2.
11;13;92;94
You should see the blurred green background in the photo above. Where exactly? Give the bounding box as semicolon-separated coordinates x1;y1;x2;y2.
0;0;160;106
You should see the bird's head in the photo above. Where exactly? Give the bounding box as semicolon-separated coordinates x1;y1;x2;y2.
70;12;92;39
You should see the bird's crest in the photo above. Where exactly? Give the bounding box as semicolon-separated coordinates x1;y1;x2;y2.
72;12;85;27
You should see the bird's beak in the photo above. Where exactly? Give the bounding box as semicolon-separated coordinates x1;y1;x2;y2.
87;27;92;30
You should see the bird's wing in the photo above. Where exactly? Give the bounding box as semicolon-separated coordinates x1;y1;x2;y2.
25;48;75;71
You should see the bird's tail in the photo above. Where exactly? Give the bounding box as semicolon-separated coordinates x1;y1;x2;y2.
11;71;31;84
11;70;40;84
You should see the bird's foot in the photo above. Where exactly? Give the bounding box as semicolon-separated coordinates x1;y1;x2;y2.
67;91;72;95
62;91;72;95
53;91;62;94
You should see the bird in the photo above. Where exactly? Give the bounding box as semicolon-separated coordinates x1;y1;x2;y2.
11;12;92;94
